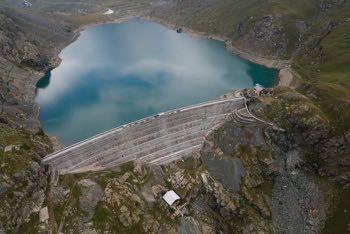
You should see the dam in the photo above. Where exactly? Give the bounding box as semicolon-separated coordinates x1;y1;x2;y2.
42;97;256;174
35;19;277;145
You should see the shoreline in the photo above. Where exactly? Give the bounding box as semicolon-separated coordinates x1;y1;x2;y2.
69;14;293;72
141;16;296;87
37;13;296;147
141;16;291;70
51;13;295;90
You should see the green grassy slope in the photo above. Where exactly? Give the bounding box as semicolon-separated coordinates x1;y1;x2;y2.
0;0;349;231
151;0;350;131
294;3;350;130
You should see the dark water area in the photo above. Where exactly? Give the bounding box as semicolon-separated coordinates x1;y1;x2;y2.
36;19;277;145
36;71;51;89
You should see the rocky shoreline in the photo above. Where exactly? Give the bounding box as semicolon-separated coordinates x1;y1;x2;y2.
1;1;349;232
141;16;295;88
142;16;279;66
36;14;295;148
61;14;296;95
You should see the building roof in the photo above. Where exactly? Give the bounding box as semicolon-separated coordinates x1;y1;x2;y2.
254;83;265;92
162;190;180;206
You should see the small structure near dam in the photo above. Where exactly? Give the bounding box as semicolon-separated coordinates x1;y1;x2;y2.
42;97;260;174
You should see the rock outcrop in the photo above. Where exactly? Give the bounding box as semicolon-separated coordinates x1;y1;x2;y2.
0;0;349;232
78;179;104;222
0;161;47;231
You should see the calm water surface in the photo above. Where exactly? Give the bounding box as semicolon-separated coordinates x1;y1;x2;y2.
36;19;277;145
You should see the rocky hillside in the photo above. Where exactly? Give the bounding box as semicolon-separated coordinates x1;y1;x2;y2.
150;0;350;130
0;0;349;233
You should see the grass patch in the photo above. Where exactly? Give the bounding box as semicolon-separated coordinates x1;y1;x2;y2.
93;170;122;188
18;213;39;234
92;202;111;231
120;161;135;172
53;203;65;225
177;156;202;177
164;178;172;189
311;174;350;234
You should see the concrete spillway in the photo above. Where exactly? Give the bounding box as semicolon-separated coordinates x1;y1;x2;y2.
42;97;246;174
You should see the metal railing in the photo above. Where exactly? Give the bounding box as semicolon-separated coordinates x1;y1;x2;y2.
42;97;245;162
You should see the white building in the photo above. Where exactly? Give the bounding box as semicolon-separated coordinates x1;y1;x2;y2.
254;83;265;95
103;9;114;15
23;0;32;7
162;190;180;206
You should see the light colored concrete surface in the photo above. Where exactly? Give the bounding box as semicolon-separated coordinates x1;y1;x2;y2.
42;97;248;174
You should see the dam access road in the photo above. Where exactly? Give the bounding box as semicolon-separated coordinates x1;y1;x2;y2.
42;97;262;174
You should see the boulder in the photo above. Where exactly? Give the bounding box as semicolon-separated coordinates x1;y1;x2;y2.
4;145;14;152
77;179;104;222
39;206;49;223
142;214;160;233
118;206;141;227
50;186;69;204
178;217;201;234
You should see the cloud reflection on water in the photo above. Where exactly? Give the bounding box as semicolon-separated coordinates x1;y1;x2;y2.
36;19;276;145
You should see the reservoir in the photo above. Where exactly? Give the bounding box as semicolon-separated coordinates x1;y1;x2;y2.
36;19;277;145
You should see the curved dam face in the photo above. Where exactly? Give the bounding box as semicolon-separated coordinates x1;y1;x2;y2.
42;97;245;174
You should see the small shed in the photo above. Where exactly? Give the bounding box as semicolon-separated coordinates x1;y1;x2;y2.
162;190;180;206
254;83;265;95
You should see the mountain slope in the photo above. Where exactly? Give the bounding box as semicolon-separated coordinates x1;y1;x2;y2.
0;0;349;232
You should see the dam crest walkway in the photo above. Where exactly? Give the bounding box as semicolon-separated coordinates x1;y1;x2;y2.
42;97;266;174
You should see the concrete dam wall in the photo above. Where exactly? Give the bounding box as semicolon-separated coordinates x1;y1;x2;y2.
42;97;245;174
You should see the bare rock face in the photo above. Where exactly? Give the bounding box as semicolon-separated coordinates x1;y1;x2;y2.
235;15;288;58
50;186;70;204
0;8;74;72
251;16;288;57
178;217;202;234
77;179;104;222
262;89;350;188
104;173;147;228
151;184;166;198
0;12;47;70
0;49;53;230
0;57;42;132
296;21;308;35
39;206;49;223
318;133;350;187
142;214;160;233
0;161;47;232
79;222;99;234
320;0;345;11
105;175;134;207
170;169;191;189
118;205;141;227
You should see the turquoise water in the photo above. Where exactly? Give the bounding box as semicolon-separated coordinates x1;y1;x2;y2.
36;19;277;145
